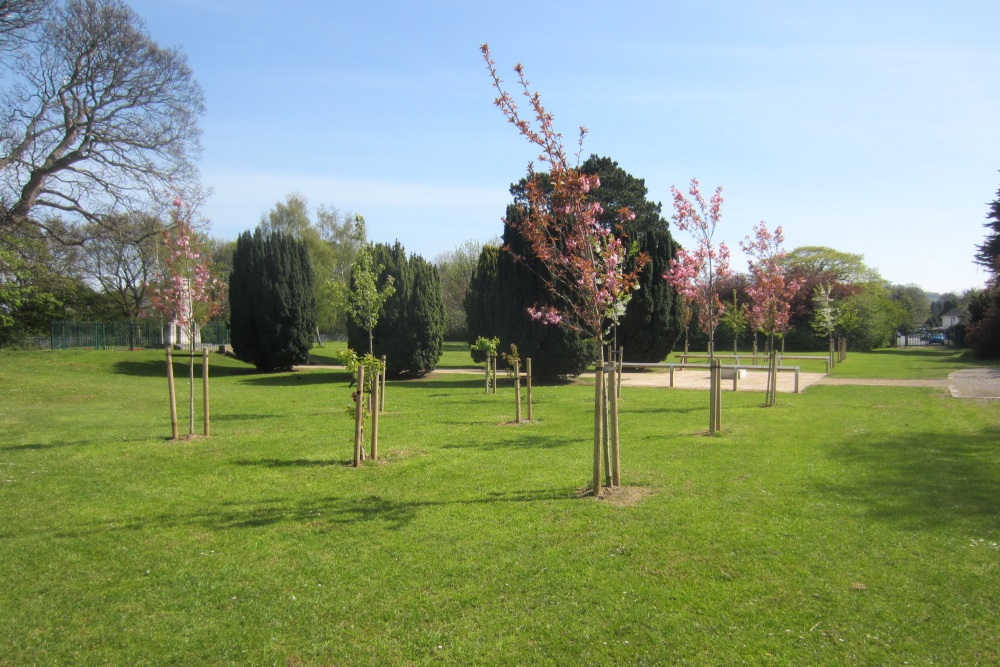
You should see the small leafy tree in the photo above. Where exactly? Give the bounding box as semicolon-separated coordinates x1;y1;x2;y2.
810;284;838;349
719;290;748;354
664;179;731;360
148;198;224;438
347;220;395;355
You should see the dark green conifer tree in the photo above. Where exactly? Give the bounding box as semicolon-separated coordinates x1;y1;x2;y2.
346;242;445;378
229;229;316;371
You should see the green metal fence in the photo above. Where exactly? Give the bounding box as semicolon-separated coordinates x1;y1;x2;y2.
49;321;230;351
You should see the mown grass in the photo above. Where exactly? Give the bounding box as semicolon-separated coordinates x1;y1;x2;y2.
1;347;998;665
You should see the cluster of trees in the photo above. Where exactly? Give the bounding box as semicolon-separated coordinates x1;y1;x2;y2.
227;201;445;377
1;0;206;346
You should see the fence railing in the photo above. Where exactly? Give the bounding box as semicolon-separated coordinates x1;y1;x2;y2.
49;320;230;351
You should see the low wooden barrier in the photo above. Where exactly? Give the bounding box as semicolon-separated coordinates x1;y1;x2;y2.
619;362;802;394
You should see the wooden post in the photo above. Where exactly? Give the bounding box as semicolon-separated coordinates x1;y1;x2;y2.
485;354;492;393
669;364;675;388
609;359;621;487
202;348;210;436
709;359;721;434
370;365;380;461
526;358;533;422
616;347;623;399
593;359;604;495
353;365;365;467
514;359;522;423
768;351;778;406
380;355;387;413
491;355;497;394
165;345;178;440
794;367;800;394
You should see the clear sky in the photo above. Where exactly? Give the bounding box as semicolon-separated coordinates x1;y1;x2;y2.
128;0;1000;295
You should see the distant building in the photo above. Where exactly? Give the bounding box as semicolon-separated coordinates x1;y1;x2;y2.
941;307;966;329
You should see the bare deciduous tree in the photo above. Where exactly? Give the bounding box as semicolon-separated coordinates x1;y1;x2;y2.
0;0;204;239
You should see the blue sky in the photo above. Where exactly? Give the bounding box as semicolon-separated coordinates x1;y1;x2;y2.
129;0;1000;294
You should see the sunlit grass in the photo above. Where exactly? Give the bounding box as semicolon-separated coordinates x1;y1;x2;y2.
0;348;997;665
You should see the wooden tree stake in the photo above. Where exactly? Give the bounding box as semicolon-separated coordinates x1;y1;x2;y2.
609;359;621;487
526;358;533;421
514;359;522;423
593;359;604;495
353;365;365;467
202;348;210;436
371;366;380;461
165;345;178;440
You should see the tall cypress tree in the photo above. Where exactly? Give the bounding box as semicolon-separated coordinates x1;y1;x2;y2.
229;229;316;371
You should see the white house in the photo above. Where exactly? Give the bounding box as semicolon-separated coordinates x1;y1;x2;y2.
941;307;966;329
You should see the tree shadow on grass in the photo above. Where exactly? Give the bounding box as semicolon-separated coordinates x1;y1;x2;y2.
240;371;349;387
43;488;581;538
113;359;260;379
812;426;1000;532
440;432;578;451
0;440;94;451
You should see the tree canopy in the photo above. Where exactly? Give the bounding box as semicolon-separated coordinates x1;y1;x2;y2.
0;0;204;238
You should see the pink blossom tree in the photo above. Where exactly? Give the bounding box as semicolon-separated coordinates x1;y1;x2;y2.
740;221;801;351
663;179;731;360
148;197;224;438
482;44;648;494
740;221;802;405
481;45;647;344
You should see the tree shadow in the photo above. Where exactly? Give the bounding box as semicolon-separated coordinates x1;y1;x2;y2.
240;371;349;387
812;426;1000;532
439;432;578;451
113;358;260;379
45;487;582;538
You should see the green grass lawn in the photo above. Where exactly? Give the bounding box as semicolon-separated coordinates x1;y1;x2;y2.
1;347;998;665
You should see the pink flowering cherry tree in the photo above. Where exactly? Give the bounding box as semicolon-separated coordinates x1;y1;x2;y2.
482;44;647;494
148;197;224;438
482;45;646;342
664;179;731;361
740;220;802;405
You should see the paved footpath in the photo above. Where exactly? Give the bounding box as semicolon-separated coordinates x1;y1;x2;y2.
307;363;1000;399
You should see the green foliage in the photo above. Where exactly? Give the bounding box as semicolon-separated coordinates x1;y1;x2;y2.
436;238;489;340
974;184;1000;272
347;228;396;355
229;228;317;371
469;335;499;364
837;282;906;351
347;241;445;378
718;290;749;352
259;194;365;336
